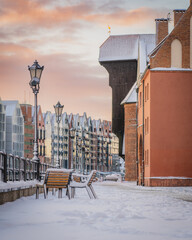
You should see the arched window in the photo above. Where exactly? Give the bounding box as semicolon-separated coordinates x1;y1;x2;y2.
171;39;182;68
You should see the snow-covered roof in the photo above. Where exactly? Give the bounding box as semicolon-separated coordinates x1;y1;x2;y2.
151;67;192;71
121;82;137;105
99;34;155;64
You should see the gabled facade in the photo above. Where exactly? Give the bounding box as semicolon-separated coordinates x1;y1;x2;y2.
44;111;52;164
3;101;24;157
0;99;6;152
61;113;69;168
20;104;34;159
33;106;45;163
137;2;192;186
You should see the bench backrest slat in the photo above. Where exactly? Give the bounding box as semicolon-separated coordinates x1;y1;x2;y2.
45;170;72;188
88;171;96;186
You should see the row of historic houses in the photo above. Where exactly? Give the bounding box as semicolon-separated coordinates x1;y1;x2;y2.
0;99;119;173
99;1;192;186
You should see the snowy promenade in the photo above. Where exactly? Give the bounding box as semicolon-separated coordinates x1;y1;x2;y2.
0;181;192;240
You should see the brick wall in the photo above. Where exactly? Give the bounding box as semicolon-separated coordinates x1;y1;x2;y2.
155;19;168;45
124;103;137;181
150;5;192;68
173;9;186;26
145;178;192;187
20;104;34;159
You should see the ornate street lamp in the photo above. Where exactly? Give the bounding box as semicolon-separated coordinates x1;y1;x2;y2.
54;101;64;168
28;60;44;180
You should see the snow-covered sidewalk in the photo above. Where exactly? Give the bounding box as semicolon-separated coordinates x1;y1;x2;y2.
0;181;192;240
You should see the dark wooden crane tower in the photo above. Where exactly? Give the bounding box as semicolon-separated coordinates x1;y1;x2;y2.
99;34;155;156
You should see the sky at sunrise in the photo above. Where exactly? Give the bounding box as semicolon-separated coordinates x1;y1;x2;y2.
0;0;189;121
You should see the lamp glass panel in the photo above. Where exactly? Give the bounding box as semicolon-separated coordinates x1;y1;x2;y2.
58;106;64;116
30;69;35;79
36;68;42;79
54;107;59;117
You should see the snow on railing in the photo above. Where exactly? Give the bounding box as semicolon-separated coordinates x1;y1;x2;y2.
0;152;54;183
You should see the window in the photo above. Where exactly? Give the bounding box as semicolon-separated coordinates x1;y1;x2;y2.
40;145;42;156
145;149;149;165
145;117;149;134
139;92;142;107
171;39;182;68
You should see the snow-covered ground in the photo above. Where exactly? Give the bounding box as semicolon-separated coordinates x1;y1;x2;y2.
0;181;192;240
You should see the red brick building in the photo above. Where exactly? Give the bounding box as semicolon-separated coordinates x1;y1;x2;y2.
33;105;46;163
137;2;192;186
121;83;137;181
20;104;34;159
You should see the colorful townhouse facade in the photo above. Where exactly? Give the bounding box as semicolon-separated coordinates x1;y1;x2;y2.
1;96;119;172
34;106;46;163
43;111;52;165
0;99;6;153
2;101;24;157
20;104;34;159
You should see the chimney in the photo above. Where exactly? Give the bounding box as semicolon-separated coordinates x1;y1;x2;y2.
155;18;168;45
173;9;186;26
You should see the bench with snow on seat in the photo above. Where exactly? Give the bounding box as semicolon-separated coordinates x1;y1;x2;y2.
104;174;119;182
70;170;97;199
36;168;73;199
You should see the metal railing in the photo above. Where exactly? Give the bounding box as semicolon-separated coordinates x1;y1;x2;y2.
0;151;54;183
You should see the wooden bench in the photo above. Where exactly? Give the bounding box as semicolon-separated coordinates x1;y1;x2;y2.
70;170;97;199
36;169;73;199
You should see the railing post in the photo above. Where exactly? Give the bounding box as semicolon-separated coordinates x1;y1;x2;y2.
24;159;27;181
4;154;7;183
13;155;15;182
19;157;21;181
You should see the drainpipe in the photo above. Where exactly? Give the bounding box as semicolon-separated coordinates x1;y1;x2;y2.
142;81;145;186
136;87;139;185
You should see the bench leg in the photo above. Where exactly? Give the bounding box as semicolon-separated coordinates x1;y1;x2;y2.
89;185;97;199
52;188;56;195
71;187;75;198
67;187;71;199
44;185;47;199
58;188;62;198
86;186;93;199
36;186;39;199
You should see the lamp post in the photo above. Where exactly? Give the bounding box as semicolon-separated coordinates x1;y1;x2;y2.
54;101;64;168
28;60;44;181
106;139;111;172
82;137;85;174
69;128;75;169
78;138;85;173
77;138;82;172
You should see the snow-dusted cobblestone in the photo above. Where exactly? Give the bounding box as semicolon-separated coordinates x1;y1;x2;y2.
0;181;192;240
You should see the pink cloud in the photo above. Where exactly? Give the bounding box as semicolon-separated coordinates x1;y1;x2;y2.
0;42;111;120
0;0;167;29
